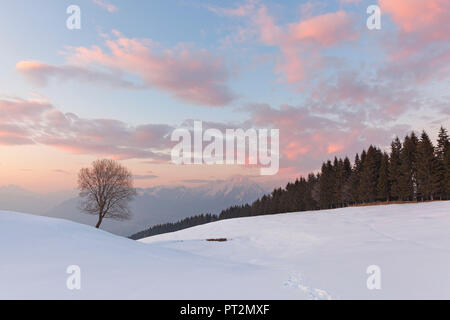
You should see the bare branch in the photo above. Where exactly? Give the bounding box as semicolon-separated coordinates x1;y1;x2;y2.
77;159;136;228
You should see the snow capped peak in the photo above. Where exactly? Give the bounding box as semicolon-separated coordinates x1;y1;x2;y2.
44;177;268;236
198;176;267;198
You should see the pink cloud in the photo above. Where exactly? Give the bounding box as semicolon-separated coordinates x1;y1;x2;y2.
0;95;418;177
380;0;450;38
17;34;235;107
93;0;118;13
0;131;34;146
244;102;411;174
206;1;256;17
285;141;309;160
0;98;173;161
328;144;344;154
209;2;358;84
377;0;450;84
310;71;423;121
288;10;357;46
68;35;235;106
16;61;141;89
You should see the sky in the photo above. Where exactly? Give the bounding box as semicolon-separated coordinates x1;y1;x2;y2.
0;0;449;193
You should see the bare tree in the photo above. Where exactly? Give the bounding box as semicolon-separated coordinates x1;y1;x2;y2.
78;159;137;229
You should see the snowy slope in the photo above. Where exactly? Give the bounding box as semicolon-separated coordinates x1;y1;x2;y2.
143;201;450;300
1;201;450;299
0;211;298;300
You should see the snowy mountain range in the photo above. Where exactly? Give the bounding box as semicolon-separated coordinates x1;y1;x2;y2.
0;185;76;214
0;177;269;236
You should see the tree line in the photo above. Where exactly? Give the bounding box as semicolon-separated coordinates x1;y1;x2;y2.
130;214;218;240
131;127;450;240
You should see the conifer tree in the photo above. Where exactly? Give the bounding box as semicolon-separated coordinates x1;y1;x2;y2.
435;127;450;200
347;153;362;204
398;133;418;201
359;146;382;202
445;147;450;199
333;158;345;207
388;138;402;201
436;127;450;159
341;157;352;206
357;150;368;202
343;157;352;180
377;152;390;201
319;161;335;209
416;131;440;201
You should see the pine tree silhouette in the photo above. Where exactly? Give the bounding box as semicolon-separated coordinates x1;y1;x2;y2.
389;138;402;201
416;131;440;201
436;127;450;200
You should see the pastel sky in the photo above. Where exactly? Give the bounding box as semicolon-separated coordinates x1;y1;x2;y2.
0;0;449;192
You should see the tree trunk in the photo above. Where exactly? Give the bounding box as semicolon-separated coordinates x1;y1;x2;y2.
96;215;103;228
96;206;105;229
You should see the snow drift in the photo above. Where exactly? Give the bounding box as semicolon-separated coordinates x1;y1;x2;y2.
1;201;450;299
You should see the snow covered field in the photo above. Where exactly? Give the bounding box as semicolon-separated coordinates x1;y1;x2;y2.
1;201;450;299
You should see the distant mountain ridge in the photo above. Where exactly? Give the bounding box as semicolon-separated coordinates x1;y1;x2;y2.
0;185;76;214
43;177;269;236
